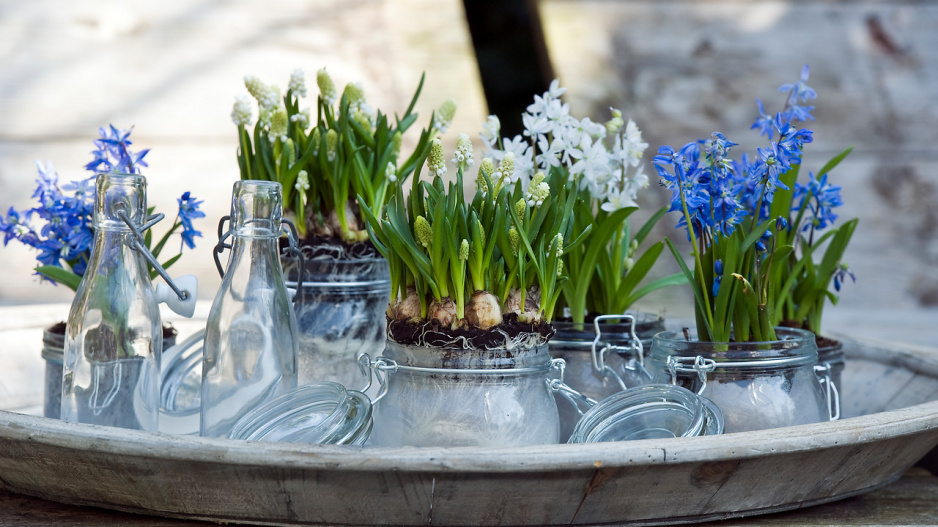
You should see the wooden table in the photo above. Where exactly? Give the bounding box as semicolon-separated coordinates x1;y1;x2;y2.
2;466;937;526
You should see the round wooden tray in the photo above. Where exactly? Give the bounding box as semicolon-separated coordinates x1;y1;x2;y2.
1;306;937;526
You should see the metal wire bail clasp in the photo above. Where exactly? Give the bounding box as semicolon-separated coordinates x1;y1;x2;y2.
590;314;644;391
814;363;841;421
118;210;198;318
548;358;597;416
213;215;305;305
666;355;717;396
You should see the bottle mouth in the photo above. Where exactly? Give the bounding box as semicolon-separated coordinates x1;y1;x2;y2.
95;172;147;230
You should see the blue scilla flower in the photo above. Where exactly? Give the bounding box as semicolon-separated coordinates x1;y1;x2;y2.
795;172;843;231
751;100;775;139
832;264;855;292
61;177;96;216
705;132;738;164
775;120;813;165
750;143;791;207
177;192;206;250
779;64;817;105
85;125;150;175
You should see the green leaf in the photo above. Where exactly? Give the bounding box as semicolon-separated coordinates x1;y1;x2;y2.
634;206;667;246
817;146;853;178
664;238;713;339
35;266;82;292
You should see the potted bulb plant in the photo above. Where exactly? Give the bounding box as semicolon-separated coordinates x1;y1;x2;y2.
650;66;845;433
359;136;588;447
0;125;204;418
477;81;685;438
230;68;450;389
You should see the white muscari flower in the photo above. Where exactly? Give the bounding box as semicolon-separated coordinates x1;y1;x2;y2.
452;133;474;168
288;68;306;98
500;135;534;182
317;68;338;106
433;98;457;133
295;170;310;193
480;115;500;147
526;179;550;208
553;233;563;257
289;108;311;130
427;138;447;177
230;95;254;126
386;162;398;182
477;157;496;195
497;152;515;184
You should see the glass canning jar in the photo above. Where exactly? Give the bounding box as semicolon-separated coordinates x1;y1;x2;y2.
648;327;834;433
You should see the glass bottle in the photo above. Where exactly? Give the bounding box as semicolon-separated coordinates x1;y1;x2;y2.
201;180;298;438
61;173;161;431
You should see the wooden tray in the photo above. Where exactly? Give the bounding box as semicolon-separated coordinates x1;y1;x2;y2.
1;318;937;525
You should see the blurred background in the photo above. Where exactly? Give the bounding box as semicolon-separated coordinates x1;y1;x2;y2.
0;0;935;344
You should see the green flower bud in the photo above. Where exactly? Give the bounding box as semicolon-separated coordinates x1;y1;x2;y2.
514;198;526;224
530;171;545;187
427;138;447;178
624;257;635;271
317;68;337;106
553;233;563;257
508;227;520;255
284;138;296;168
312;127;322;156
269;106;289;143
326;129;338;162
459;239;469;261
415;215;432;249
353;109;372;133
557;259;563;277
343;82;365;108
477;158;496;195
433;98;457;133
476;219;486;247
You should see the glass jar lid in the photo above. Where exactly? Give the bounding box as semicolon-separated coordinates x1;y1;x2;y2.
228;382;373;445
568;384;723;443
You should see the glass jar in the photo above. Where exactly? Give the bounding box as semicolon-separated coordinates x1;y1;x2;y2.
370;340;560;447
648;328;832;433
61;173;162;431
201;181;298;438
281;254;390;393
159;330;205;435
568;384;723;443
228;382;372;445
549;313;664;441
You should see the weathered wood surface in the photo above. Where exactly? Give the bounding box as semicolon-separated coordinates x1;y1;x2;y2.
1;334;938;526
2;467;937;526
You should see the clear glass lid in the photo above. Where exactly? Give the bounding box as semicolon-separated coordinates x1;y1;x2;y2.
568;384;723;443
228;382;373;445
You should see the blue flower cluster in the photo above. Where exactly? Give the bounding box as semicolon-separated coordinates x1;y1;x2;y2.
654;66;831;241
0;126;203;281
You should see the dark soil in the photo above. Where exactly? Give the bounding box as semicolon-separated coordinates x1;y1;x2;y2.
47;321;177;341
279;235;379;260
388;312;555;349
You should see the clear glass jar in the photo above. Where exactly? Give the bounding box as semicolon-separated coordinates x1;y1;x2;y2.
370;340;560;447
648;328;831;433
201;181;298;438
281;254;390;393
159;330;205;435
228;382;372;445
568;384;723;443
549;313;664;441
61;173;162;430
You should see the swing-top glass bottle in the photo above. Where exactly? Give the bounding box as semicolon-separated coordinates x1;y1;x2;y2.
61;172;162;431
201;180;298;438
